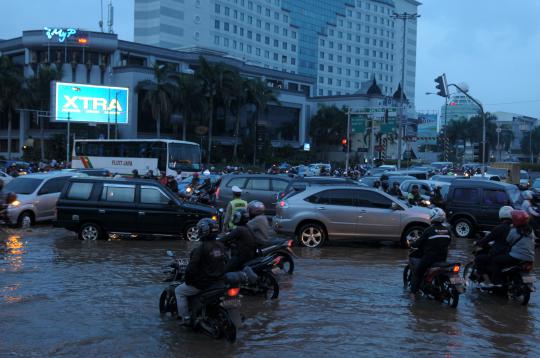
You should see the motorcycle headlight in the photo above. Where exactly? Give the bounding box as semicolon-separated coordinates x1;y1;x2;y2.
10;200;21;207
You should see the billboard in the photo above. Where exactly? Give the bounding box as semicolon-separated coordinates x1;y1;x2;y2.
54;82;129;124
417;113;438;145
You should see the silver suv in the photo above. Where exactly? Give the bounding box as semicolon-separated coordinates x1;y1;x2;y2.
273;185;432;248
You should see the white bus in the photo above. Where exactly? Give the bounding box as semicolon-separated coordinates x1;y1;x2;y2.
72;139;202;177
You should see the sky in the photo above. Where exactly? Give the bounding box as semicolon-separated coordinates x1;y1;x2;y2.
1;0;539;118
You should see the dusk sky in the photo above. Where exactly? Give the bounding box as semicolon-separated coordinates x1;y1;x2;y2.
1;0;539;118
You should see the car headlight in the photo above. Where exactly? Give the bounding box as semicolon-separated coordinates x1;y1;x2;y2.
10;200;21;207
211;215;218;221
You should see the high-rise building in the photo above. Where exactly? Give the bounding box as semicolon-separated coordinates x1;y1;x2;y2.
134;0;419;104
440;93;481;124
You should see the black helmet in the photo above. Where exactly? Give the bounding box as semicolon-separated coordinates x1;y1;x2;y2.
393;181;400;187
232;208;250;226
196;218;219;241
247;200;265;218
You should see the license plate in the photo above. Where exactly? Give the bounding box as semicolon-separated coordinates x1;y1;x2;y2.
522;275;535;284
222;298;242;308
450;276;463;285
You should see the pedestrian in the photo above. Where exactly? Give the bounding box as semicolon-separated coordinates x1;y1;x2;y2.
159;171;168;186
222;186;247;232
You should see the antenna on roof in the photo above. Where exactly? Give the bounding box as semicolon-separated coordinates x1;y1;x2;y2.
107;0;114;34
99;0;104;32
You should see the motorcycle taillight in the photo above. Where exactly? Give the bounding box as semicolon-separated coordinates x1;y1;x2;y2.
522;262;534;272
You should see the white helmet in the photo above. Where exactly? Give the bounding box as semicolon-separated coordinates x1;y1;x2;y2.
498;205;513;220
203;169;211;176
430;207;446;224
231;185;242;194
522;190;533;200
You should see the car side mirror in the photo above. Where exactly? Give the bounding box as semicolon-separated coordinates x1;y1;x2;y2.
391;202;401;211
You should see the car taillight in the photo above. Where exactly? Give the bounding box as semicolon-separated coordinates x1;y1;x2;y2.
273;256;282;265
278;200;288;208
522;262;534;272
215;186;220;199
287;240;293;248
227;287;240;297
452;265;460;273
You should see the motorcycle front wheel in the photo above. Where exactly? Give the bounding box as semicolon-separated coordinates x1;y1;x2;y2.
259;272;280;299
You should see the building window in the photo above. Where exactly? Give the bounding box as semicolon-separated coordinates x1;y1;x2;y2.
265;22;270;30
328;65;333;73
264;50;270;58
291;44;296;52
273;53;278;60
292;31;297;39
224;38;229;47
282;42;287;50
274;12;279;20
247;30;252;39
274;25;279;34
274;39;279;47
215;4;220;13
240;27;244;36
256;33;261;42
283;14;288;23
214;35;220;45
291;57;296;65
282;55;287;63
320;52;324;59
214;20;220;29
283;28;288;36
225;7;230;16
327;78;333;85
247;44;252;53
319;64;324;71
265;36;270;44
318;89;323;95
224;22;229;31
256;48;261;56
257;19;261;28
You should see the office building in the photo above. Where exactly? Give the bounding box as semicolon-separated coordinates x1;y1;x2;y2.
135;0;420;103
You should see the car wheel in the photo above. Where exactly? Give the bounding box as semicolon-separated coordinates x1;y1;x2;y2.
17;211;34;229
79;223;103;241
184;224;199;241
453;218;474;238
297;223;326;248
401;225;425;248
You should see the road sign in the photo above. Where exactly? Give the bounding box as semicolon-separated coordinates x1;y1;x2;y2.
380;119;397;134
351;114;366;133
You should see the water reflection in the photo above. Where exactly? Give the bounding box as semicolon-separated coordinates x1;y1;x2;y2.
0;235;25;272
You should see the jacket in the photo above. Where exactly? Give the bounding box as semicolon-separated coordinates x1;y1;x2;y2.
476;220;511;256
247;215;270;243
226;226;262;263
184;241;226;290
223;198;248;230
411;224;451;261
506;228;535;262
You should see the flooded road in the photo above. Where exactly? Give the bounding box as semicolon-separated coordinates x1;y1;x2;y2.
1;227;539;357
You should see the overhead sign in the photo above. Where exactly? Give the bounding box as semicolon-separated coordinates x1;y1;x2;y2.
417;113;438;145
54;82;129;124
44;27;77;42
380;119;397;134
351;114;367;133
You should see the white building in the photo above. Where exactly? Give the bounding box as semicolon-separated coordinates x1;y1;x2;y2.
135;0;420;105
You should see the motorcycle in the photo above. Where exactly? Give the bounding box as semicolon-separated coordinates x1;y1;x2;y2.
159;251;245;342
463;248;535;306
258;238;295;275
403;244;464;308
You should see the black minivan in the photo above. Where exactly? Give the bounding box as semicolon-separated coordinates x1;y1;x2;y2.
446;179;522;238
56;177;218;241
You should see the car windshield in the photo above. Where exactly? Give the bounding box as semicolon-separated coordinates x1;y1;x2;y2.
520;172;528;179
5;178;44;194
534;180;540;189
168;143;202;172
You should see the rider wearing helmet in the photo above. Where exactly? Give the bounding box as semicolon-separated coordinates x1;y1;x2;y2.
491;210;535;285
388;181;403;198
222;186;248;232
521;190;540;217
408;185;423;206
246;200;270;243
472;206;513;282
224;208;267;272
430;185;445;210
175;218;226;324
410;208;451;294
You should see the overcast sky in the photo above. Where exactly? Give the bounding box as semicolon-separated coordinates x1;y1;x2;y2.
1;0;539;118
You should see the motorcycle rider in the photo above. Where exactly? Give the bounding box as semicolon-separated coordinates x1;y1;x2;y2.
410;208;451;294
222;186;248;232
472;206;513;283
175;218;226;324
408;185;423;206
224;209;267;272
388;181;404;199
491;210;535;285
166;175;179;193
521;190;540;218
246;200;271;243
430;186;445;209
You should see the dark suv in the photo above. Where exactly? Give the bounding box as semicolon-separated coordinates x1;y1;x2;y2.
56;177;218;241
446;179;522;238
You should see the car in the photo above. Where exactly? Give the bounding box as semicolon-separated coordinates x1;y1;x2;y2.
62;168;111;177
429;174;468;183
0;170;13;185
307;163;331;176
5;172;86;228
445;179;522;239
277;176;366;201
390;170;430;180
473;173;502;181
55;177;218;241
532;178;540;193
400;180;450;201
519;170;530;189
215;174;292;216
360;175;416;188
430;162;453;172
379;165;397;171
273;185;432;248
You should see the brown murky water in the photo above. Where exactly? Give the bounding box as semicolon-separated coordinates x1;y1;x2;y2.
1;227;538;357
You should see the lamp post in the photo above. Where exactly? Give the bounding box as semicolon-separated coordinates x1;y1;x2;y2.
391;12;420;169
448;83;486;176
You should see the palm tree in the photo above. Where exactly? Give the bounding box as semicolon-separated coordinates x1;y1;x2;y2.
25;64;62;160
310;105;348;149
0;56;24;159
229;75;248;159
195;56;235;164
245;78;280;165
170;73;204;140
136;64;175;138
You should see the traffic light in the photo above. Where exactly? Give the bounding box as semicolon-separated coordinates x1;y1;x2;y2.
434;74;448;98
473;143;480;162
341;138;348;152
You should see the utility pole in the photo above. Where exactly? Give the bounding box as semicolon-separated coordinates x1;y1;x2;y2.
114;91;118;139
66;111;71;164
391;12;420;169
346;108;351;172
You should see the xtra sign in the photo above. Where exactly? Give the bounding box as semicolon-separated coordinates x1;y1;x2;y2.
54;82;129;124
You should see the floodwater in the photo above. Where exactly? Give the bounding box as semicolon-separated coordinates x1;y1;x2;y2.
1;227;539;357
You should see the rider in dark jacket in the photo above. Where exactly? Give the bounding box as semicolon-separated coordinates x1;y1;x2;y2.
408;185;423;206
224;209;267;271
410;208;451;294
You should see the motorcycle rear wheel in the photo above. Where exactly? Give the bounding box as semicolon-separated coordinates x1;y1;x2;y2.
276;254;294;275
508;276;531;306
438;276;460;308
403;265;412;289
260;272;280;299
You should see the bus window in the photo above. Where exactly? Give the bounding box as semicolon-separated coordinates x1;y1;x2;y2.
168;143;201;172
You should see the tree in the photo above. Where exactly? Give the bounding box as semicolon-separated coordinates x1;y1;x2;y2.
195;56;236;164
0;56;24;159
467;113;497;161
245;78;280;165
25;64;62;160
170;73;204;140
520;126;540;162
230;76;249;159
309;105;347;149
136;63;175;139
